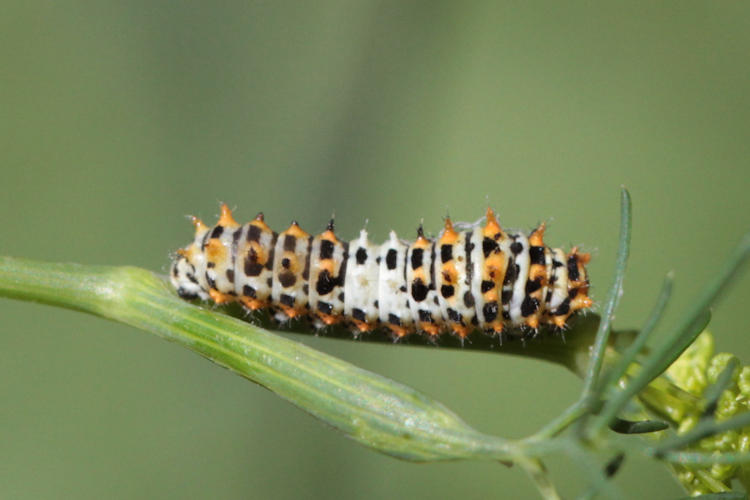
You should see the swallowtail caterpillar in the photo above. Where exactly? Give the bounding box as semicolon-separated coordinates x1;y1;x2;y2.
171;204;592;341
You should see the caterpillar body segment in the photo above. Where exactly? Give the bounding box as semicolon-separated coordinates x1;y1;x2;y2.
343;230;380;333
269;221;311;319
308;224;348;326
377;231;412;337
171;204;592;340
235;213;276;311
406;227;441;337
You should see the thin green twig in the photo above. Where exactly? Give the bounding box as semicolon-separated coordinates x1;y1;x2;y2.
528;189;633;441
654;450;750;465
517;458;562;500
581;187;632;398
599;272;673;394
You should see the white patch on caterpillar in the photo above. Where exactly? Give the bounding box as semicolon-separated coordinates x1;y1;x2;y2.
377;231;411;328
344;230;380;328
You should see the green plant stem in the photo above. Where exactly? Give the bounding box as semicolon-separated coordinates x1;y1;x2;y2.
599;272;673;394
517;457;561;500
0;256;521;463
581;188;632;398
566;441;625;500
654;451;750;466
529;188;632;442
528;400;590;440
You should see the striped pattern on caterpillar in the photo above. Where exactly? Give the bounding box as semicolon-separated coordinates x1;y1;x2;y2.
170;204;592;340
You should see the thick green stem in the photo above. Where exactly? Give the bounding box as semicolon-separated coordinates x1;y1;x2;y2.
0;256;520;462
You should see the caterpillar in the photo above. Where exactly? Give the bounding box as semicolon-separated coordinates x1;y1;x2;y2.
170;204;592;340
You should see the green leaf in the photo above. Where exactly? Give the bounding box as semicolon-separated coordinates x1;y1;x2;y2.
608;418;669;434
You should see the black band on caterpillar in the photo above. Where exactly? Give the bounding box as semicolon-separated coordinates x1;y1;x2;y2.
170;204;592;339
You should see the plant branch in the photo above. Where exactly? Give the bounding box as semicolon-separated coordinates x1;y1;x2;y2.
0;256;521;463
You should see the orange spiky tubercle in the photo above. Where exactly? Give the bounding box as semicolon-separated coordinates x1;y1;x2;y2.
217;203;239;227
524;223;547;330
437;217;466;338
476;208;507;335
411;226;441;338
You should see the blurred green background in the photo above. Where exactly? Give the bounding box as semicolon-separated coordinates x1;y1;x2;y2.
2;2;749;498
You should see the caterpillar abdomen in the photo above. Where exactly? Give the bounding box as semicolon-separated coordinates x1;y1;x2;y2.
171;204;592;339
